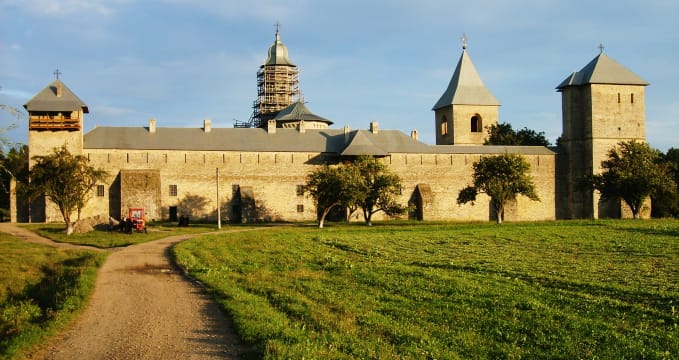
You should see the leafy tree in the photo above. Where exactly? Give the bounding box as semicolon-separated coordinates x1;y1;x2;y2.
351;156;406;226
584;141;675;219
651;148;679;218
304;164;364;228
485;123;550;146
0;144;28;220
28;146;108;234
457;153;540;224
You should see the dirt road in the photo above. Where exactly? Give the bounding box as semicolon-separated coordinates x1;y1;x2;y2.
0;224;248;359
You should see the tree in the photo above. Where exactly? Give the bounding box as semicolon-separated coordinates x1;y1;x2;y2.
457;153;540;224
304;164;364;228
485;123;550;146
585;141;675;219
651;148;679;218
28;146;108;234
351;156;406;226
0;144;28;220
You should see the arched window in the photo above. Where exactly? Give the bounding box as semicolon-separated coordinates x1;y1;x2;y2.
440;116;448;135
471;114;482;133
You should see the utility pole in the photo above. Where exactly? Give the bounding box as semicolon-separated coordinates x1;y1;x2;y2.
216;168;221;229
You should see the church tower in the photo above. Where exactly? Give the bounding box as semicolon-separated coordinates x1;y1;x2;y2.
432;37;500;145
248;26;300;128
557;48;648;219
24;75;88;221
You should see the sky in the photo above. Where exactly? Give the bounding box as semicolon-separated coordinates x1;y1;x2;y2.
1;0;678;151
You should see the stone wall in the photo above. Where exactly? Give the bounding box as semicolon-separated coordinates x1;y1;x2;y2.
78;148;557;223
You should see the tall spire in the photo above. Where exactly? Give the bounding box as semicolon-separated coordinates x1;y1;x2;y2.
432;38;500;110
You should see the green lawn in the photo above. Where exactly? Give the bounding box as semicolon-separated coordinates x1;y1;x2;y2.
174;220;679;359
23;222;225;248
0;232;106;359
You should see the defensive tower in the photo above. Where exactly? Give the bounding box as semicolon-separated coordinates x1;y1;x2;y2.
433;35;500;145
557;47;648;218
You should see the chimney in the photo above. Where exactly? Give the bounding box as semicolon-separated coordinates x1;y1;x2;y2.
298;120;306;133
411;130;419;140
344;124;351;143
56;82;62;97
203;119;211;133
370;121;379;134
267;119;276;134
149;118;156;133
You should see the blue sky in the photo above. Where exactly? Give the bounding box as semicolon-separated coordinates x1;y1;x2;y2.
1;0;677;151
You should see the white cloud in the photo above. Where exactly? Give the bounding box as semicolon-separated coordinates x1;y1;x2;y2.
1;0;128;16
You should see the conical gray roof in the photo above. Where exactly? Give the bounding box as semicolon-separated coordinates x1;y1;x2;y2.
24;80;88;113
274;101;333;125
432;48;500;110
557;52;648;89
263;30;295;66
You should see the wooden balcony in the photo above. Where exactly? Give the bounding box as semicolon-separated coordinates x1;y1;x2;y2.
29;115;81;130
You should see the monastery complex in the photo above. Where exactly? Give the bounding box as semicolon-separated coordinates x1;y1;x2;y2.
16;30;649;224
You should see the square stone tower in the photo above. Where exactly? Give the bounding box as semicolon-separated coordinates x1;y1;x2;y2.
557;51;648;219
433;41;500;145
24;78;88;222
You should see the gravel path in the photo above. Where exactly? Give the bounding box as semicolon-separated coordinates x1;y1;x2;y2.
0;223;248;359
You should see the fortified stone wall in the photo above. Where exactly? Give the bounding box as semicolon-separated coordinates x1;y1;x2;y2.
79;148;557;223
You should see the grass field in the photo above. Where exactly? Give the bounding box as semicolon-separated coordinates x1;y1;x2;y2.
23;222;223;248
174;220;679;359
0;232;106;359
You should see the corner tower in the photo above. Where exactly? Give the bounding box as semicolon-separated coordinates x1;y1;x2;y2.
24;77;88;222
432;37;500;145
557;49;648;219
248;26;300;128
24;78;87;161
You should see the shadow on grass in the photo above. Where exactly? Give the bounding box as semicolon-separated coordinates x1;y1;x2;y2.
410;260;677;325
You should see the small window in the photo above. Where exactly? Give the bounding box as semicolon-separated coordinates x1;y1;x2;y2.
617;93;621;103
630;93;634;104
297;204;304;213
471;114;482;133
232;184;240;195
169;184;178;197
96;185;105;197
440;116;448;135
296;184;305;196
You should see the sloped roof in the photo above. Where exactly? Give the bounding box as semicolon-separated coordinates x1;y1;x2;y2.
83;126;434;154
274;101;333;125
23;80;89;113
263;30;295;66
83;126;555;156
557;52;648;89
341;131;389;156
432;48;500;110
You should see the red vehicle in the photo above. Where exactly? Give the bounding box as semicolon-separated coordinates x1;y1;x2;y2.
128;208;147;233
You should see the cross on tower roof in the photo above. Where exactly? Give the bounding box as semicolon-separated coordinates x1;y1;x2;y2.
53;69;62;80
598;43;605;53
274;21;281;33
461;33;468;50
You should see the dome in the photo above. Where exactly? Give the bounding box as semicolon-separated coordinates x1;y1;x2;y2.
264;30;296;66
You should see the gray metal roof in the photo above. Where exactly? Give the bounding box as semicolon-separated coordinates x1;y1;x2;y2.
274;101;334;125
429;145;556;155
432;49;500;110
23;80;89;113
263;30;295;66
341;131;389;156
557;52;649;89
83;126;554;156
